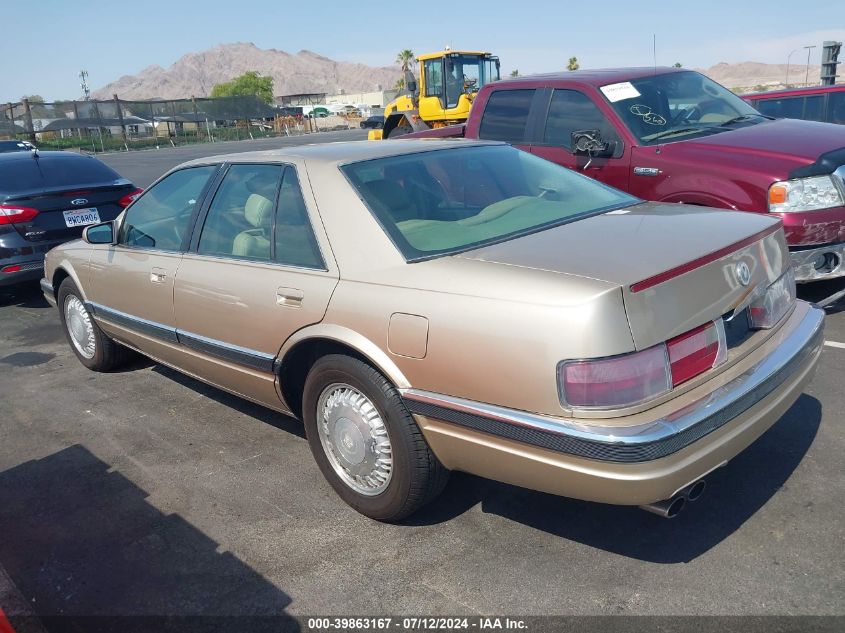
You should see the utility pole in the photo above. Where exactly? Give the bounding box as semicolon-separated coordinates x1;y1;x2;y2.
785;49;797;86
803;45;816;86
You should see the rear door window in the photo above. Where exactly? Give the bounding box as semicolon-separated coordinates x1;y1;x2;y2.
543;89;621;152
478;89;536;143
198;164;283;261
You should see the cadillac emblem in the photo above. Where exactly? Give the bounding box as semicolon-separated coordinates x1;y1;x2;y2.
736;261;751;286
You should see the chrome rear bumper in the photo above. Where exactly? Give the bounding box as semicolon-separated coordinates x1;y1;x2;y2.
403;302;824;464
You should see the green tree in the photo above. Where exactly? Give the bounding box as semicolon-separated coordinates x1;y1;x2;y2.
21;94;45;103
396;49;415;72
567;57;580;71
673;62;683;68
510;69;520;77
394;76;405;91
211;71;274;104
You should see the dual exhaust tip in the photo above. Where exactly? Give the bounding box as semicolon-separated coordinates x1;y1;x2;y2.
640;479;707;519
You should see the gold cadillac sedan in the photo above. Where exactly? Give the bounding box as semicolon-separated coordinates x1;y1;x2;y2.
41;140;824;521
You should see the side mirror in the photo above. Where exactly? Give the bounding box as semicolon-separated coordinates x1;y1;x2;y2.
571;129;616;158
83;221;115;245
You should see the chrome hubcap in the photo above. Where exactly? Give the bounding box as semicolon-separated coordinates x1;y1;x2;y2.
316;383;393;496
64;295;95;359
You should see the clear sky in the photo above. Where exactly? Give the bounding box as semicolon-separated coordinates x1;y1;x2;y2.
1;0;842;102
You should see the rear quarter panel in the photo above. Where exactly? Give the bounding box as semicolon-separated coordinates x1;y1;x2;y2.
323;257;634;418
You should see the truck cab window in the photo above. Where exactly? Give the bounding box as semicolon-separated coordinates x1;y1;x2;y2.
544;89;621;154
424;59;443;99
478;89;535;143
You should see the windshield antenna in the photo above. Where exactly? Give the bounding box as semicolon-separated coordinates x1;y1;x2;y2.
653;34;657;74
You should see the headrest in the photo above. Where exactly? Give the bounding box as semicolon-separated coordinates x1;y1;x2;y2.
244;194;274;229
364;180;413;211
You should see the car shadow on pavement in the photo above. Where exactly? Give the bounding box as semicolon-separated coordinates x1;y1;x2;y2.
409;394;822;564
151;365;306;439
0;282;50;310
0;445;300;632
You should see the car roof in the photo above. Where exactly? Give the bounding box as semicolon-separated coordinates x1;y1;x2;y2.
498;66;686;88
180;138;504;168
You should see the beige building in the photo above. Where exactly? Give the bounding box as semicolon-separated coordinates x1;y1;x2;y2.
324;89;399;109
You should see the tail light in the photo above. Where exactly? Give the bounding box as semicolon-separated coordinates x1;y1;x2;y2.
560;345;671;409
0;204;39;225
749;268;796;329
118;188;144;208
560;320;728;409
2;265;22;273
667;320;727;386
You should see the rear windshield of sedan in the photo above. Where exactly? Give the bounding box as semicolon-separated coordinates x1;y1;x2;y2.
0;154;123;193
342;144;637;260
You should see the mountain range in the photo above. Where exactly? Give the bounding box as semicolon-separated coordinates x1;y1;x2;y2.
92;43;402;100
92;43;829;100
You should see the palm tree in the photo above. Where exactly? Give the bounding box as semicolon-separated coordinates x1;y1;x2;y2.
673;62;683;68
510;69;519;77
396;49;415;72
567;57;580;71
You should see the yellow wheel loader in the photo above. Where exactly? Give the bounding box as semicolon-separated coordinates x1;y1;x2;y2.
369;49;500;140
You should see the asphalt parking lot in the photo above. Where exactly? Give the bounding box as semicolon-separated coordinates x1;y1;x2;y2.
0;131;843;623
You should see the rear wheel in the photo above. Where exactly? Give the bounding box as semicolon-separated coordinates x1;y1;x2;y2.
302;354;449;521
58;278;131;371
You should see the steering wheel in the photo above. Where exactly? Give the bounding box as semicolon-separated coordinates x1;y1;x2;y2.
669;105;699;125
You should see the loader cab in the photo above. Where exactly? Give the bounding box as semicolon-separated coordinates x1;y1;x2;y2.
419;51;500;123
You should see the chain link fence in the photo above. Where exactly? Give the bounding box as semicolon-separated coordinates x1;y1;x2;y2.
1;95;356;153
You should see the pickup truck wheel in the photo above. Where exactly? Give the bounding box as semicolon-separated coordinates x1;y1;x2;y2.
302;354;449;521
57;278;131;372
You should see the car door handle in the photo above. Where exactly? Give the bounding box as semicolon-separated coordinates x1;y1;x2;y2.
276;287;304;307
150;267;167;283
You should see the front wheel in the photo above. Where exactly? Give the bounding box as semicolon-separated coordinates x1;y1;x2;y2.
57;278;132;372
302;355;449;521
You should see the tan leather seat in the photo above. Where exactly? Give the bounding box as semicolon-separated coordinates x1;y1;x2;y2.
232;194;274;259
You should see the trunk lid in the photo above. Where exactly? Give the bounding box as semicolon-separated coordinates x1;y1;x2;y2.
457;202;789;349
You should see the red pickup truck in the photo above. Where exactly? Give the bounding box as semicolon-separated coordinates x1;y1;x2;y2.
405;67;845;283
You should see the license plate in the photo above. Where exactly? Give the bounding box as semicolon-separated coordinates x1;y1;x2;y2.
63;207;100;228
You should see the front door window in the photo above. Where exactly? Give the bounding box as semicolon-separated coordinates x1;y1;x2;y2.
120;166;216;251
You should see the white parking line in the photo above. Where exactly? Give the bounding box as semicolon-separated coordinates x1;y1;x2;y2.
824;340;845;349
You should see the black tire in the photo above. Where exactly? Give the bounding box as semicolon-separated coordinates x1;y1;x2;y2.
302;354;449;521
57;278;132;372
